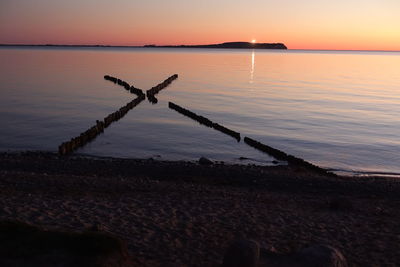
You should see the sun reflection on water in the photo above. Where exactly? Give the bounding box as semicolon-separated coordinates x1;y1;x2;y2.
250;50;255;83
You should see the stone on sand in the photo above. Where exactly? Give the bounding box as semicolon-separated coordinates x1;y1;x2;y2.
259;244;347;267
294;244;348;267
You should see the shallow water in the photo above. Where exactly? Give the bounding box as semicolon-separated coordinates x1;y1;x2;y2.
0;46;399;175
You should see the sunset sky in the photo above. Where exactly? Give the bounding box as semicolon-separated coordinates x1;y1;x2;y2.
0;0;399;50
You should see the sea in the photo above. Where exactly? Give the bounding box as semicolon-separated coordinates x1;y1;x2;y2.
0;46;399;176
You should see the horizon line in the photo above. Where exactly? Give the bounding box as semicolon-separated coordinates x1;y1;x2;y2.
1;43;399;53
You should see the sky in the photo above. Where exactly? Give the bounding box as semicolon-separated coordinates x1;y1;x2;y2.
0;0;399;50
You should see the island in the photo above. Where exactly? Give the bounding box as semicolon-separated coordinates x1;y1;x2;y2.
144;41;287;49
0;42;287;49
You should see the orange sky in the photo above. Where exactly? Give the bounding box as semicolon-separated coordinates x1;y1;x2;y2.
0;0;399;50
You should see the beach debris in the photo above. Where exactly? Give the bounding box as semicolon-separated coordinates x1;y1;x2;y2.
199;156;213;165
222;239;260;267
146;74;178;104
104;75;144;97
169;102;241;142
243;137;334;176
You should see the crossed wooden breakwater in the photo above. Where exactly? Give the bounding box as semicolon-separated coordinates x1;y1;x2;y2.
58;95;145;155
104;75;144;97
147;74;178;104
59;73;331;175
243;137;334;176
58;74;179;155
169;102;241;142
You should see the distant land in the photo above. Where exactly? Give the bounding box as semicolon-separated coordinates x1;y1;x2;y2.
0;42;287;50
144;42;287;49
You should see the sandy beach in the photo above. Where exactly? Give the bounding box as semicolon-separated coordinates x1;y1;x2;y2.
0;152;399;266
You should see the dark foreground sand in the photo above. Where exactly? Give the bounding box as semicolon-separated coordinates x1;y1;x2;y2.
0;152;399;266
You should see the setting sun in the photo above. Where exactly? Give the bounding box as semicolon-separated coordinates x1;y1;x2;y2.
251;39;256;43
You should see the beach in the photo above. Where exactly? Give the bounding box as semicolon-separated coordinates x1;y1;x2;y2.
1;152;399;266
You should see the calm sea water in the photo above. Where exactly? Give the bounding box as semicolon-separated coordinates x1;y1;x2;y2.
0;46;399;175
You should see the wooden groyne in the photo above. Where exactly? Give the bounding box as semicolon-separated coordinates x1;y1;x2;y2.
169;102;240;142
103;95;145;127
104;75;144;97
146;74;178;104
59;74;179;155
243;137;334;176
58;94;145;155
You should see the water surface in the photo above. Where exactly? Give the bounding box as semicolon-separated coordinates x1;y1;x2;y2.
1;47;399;175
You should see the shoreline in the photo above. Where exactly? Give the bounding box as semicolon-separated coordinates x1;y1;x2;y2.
65;154;400;179
1;151;399;265
3;150;400;178
2;150;399;185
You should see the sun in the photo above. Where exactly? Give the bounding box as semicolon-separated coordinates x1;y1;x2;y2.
251;39;256;44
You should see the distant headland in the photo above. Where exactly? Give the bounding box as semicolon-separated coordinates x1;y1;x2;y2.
144;42;287;49
0;42;287;50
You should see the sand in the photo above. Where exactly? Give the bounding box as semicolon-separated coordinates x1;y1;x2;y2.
0;152;399;266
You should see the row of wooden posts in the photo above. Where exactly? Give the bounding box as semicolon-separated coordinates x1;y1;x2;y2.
147;74;179;104
58;74;179;155
169;102;241;141
104;75;144;97
59;73;330;175
243;137;333;175
58;95;145;155
169;101;332;175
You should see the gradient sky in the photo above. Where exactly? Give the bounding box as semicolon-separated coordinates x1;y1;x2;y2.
0;0;399;50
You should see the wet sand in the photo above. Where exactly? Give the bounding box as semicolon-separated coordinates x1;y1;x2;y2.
0;152;399;266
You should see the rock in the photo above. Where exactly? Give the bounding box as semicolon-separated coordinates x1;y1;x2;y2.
259;244;347;267
222;239;260;267
0;221;132;267
199;157;213;165
294;244;348;267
